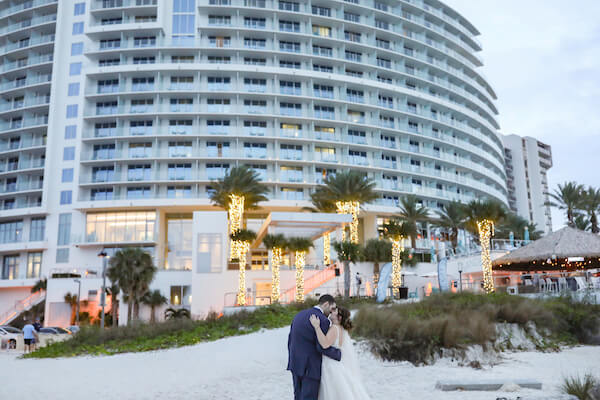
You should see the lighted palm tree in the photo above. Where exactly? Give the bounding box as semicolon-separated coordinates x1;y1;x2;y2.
30;278;47;294
361;239;391;291
332;240;362;298
581;186;600;233
463;199;506;293
262;233;288;303
142;289;168;323
230;229;257;306
209;165;268;258
433;200;465;253
287;237;314;302
546;181;584;227
107;248;157;323
310;170;377;243
397;195;430;249
382;220;411;296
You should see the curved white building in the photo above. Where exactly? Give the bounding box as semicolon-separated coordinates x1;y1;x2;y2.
0;0;507;325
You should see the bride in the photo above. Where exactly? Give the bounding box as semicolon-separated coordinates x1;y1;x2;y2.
309;307;371;400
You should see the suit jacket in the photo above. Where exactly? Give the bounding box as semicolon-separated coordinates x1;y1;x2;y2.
287;307;342;380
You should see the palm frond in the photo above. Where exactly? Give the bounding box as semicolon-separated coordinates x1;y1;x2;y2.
209;165;269;211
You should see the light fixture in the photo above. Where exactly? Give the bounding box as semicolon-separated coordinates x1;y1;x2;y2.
477;219;495;293
335;201;360;244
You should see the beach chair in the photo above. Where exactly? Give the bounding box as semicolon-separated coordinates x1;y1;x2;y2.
545;278;557;292
408;289;418;299
558;277;568;292
592;277;600;289
523;278;533;286
538;279;546;292
574;277;588;291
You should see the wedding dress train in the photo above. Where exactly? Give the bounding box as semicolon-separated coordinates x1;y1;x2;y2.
318;326;372;400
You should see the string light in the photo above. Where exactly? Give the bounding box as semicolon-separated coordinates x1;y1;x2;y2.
270;247;283;303
228;194;244;260
236;240;250;306
295;250;306;302
391;236;404;297
336;201;360;244
323;233;331;265
477;219;495;293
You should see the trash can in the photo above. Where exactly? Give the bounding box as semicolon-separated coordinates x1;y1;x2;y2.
398;287;408;299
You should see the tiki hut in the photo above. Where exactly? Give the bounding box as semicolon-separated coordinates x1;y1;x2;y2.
493;227;600;271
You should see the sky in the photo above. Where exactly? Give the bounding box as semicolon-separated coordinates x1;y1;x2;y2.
443;0;600;229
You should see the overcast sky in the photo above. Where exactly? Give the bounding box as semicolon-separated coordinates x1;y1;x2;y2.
443;0;600;229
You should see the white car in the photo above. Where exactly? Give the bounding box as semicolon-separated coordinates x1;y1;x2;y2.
0;325;23;350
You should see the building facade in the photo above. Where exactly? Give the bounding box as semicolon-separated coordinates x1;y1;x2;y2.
1;0;507;324
502;134;553;234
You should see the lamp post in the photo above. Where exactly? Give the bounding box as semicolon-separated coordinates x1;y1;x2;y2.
98;250;108;330
74;278;81;326
458;269;463;292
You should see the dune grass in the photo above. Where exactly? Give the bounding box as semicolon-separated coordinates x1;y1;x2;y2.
561;373;600;400
352;292;600;365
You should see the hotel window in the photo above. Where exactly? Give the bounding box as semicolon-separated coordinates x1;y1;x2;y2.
92;166;115;182
96;101;118;115
207;98;230;112
280;41;301;52
173;0;195;44
377;57;392;68
315;126;335;140
208;56;231;64
129;142;152;158
0;221;23;244
65;125;77;139
376;38;390;49
380;115;395;128
170;285;191;305
167;186;192;199
312;25;332;37
135;15;157;23
344;12;360;22
169;120;193;135
208;36;230;47
244;57;266;65
280;166;302;182
206;120;230;135
280;187;303;200
245;0;266;7
72;22;84;35
280;102;302;117
74;2;85;15
244;142;267;158
244;17;266;28
280;60;301;69
208;15;231;25
313;84;333;98
130;120;153;136
313;45;332;57
346;69;363;78
66;105;78;119
2;255;19;280
64;146;76;160
280;144;302;160
244;38;266;49
280;123;301;137
207;142;230;157
312;5;330;16
244;120;267;136
344;31;361;43
101;17;122;24
172;55;195;64
375;19;389;30
315;167;336;184
26;252;42;279
165;215;193;270
133;36;156;47
244;100;267;114
60;191;72;205
170;98;193;112
57;214;71;245
128;164;152;181
98;79;119;94
91;188;113;201
314;147;336;162
348;150;367;165
378;95;394;108
345;50;362;63
131;99;153;113
207;77;231;91
133;56;155;64
132;77;154;91
206;163;229;180
127;187;152;199
280;81;301;95
244;78;266;92
314;105;334;119
70;62;82;76
279;20;300;32
313;64;333;73
381;154;397;168
100;39;121;50
168;164;192;180
348;129;366;144
347;110;365;123
169;141;192;157
380;134;396;148
408;121;419;132
279;1;299;11
29;218;45;241
68;83;80;97
407;101;417;113
346;89;364;103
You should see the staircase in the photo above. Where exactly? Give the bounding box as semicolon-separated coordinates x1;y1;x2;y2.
0;290;45;325
280;263;339;303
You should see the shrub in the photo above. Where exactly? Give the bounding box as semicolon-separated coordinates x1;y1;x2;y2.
561;373;600;400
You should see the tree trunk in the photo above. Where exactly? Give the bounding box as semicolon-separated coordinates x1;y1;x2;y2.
410;235;416;249
451;229;458;253
373;262;380;290
111;297;118;327
70;305;76;325
150;306;156;323
591;212;599;234
343;260;351;298
133;301;140;321
127;301;133;324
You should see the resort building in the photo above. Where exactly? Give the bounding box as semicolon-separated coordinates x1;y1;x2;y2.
502;134;553;234
0;0;507;324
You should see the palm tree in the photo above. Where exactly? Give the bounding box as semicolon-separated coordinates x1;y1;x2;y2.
230;229;257;306
434;201;465;252
107;248;157;323
142;289;168;323
209;165;268;257
64;292;78;325
361;239;391;290
526;223;544;241
30;278;47;294
546;181;584;227
581;186;600;233
397;195;430;249
164;307;191;320
106;266;120;327
332;241;361;298
262;233;288;303
574;215;591;231
496;212;529;240
382;220;412;295
462;199;507;293
310;170;377;243
287;237;314;302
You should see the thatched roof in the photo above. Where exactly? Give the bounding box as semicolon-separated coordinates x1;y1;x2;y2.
492;226;600;271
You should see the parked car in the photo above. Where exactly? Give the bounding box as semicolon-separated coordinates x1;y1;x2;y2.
0;325;23;349
39;327;71;335
66;326;80;334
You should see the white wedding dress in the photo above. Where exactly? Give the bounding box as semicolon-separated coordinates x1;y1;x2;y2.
318;326;372;400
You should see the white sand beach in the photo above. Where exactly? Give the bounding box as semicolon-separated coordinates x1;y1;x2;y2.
1;327;598;400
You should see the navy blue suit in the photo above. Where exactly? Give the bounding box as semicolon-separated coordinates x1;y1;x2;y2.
287;307;342;400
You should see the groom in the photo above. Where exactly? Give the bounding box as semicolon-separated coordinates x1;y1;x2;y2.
287;294;342;400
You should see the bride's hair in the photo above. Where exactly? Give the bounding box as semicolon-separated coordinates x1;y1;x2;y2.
337;307;352;331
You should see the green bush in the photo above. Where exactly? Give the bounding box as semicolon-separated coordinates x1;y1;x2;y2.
561;373;600;400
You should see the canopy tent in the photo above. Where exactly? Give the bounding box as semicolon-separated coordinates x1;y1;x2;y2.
492;226;600;271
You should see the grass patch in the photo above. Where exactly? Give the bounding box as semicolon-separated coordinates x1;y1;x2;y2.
352;292;600;365
24;296;369;359
561;373;600;400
